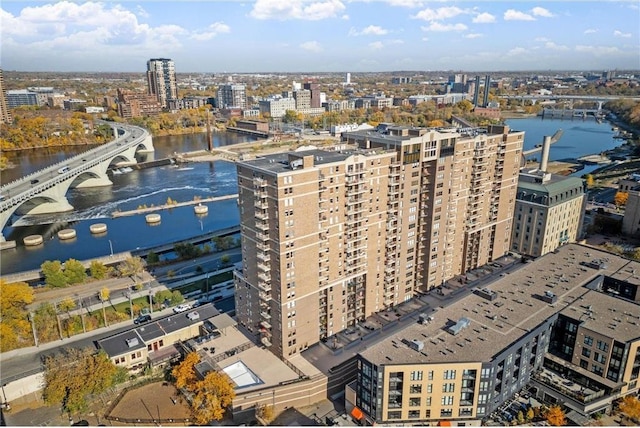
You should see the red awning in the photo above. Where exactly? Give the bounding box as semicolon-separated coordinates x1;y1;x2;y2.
438;421;451;427
351;407;364;420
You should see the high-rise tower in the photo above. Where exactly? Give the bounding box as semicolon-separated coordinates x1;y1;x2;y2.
146;58;178;109
0;69;12;124
234;124;524;358
216;84;247;109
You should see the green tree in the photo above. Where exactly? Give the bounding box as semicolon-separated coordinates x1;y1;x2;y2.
89;260;108;280
42;348;126;414
58;298;76;313
191;371;236;424
63;259;87;285
0;280;35;351
33;302;60;343
146;251;160;265
41;260;68;288
220;254;231;265
170;290;185;305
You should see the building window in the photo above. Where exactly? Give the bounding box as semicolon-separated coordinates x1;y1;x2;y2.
409;397;421;407
408;410;421;419
441;396;454;406
444;370;456;380
580;359;588;369
441;409;453;417
594;352;606;364
597;341;609;352
388;411;401;420
410;370;423;381
410;384;422;394
592;365;604;376
581;348;591;358
584;336;593;346
442;383;455;392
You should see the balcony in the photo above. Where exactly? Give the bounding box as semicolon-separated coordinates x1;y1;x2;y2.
257;280;271;293
255;210;269;221
256;242;269;252
256;251;270;263
258;291;270;301
260;311;271;320
255;220;269;231
260;320;271;330
254;177;268;188
256;231;269;241
261;337;272;347
257;262;271;274
254;199;268;210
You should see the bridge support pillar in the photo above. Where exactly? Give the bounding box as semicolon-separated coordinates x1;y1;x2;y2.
597;101;604;110
17;197;74;215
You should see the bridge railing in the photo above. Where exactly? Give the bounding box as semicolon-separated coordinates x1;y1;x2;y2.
0;124;150;212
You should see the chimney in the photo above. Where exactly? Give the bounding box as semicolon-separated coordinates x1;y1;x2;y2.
540;135;551;172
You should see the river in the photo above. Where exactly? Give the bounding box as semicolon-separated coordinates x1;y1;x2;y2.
0;117;620;275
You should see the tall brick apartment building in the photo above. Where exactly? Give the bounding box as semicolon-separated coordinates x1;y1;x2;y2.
235;124;524;358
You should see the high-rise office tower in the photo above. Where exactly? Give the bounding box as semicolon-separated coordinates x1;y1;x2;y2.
235;124;524;358
0;69;12;124
303;82;321;108
217;84;247;109
146;58;178;109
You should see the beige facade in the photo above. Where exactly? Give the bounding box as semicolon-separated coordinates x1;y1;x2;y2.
511;169;586;257
235;124;524;359
0;69;10;124
146;58;178;109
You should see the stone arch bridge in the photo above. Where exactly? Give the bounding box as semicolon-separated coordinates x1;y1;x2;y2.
0;123;154;242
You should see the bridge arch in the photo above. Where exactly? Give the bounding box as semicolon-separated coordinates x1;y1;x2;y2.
0;123;154;242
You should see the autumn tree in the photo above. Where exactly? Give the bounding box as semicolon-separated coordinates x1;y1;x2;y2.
42;348;126;414
172;352;201;391
33;302;60;343
98;287;110;302
545;405;566;426
190;371;236;424
89;260;108;280
58;298;76;313
584;174;595;188
0;280;35;351
41;260;68;288
614;191;629;207
63;259;87;285
118;256;145;279
256;403;276;424
526;407;535;422
618;394;640;421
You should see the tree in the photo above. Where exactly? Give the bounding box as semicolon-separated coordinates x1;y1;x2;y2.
545;405;566;426
190;371;236;424
58;298;76;313
618;395;640;421
118;256;145;279
42;348;126;414
0;280;35;351
614;191;629;207
517;410;525;424
526;407;535;422
98;287;110;302
89;260;108;280
584;174;595;188
63;259;87;285
147;251;160;265
256;403;276;424
41;260;68;288
220;254;231;265
172;352;201;391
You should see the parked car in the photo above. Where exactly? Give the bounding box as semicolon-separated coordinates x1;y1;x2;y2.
134;314;151;324
173;304;191;313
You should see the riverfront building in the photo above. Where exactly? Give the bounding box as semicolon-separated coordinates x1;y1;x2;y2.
344;244;640;426
0;69;11;124
511;168;586;257
234;124;524;358
146;58;178;109
217;83;247;110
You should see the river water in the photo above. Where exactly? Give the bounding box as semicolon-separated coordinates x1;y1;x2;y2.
1;117;619;275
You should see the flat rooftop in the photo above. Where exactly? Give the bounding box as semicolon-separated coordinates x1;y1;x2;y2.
352;244;638;365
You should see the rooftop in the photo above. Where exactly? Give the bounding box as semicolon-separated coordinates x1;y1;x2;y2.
357;244;638;365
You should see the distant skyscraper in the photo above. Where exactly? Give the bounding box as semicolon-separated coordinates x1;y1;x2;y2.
346;73;351;84
146;58;178;109
303;82;321;108
217;84;247;109
0;69;11;124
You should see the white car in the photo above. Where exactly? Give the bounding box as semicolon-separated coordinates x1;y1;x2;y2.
173;304;191;313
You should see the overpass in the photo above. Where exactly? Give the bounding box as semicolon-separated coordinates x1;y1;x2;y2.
0;122;154;242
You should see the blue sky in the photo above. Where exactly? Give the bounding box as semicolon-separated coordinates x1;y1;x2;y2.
1;1;639;73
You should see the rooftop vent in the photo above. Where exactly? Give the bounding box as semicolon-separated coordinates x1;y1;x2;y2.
446;317;471;336
409;340;424;352
126;337;139;348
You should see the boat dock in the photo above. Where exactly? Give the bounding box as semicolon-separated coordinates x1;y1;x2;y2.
112;194;239;218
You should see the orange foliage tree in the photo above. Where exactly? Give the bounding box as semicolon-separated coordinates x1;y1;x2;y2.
545;405;566;426
614;191;629;207
190;371;236;424
172;352;201;391
619;395;640;421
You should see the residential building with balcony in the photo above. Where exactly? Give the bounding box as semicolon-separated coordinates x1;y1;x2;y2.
217;83;247;110
146;58;178;109
116;89;162;118
235;124;523;359
258;96;296;119
0;69;11;123
511;168;586;257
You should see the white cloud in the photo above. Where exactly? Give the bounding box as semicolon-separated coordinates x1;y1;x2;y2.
369;41;384;50
341;14;349;20
349;25;389;36
413;6;466;21
584;28;598;34
191;22;231;41
300;40;323;52
614;30;631;38
472;12;495;24
531;7;554;17
544;41;569;51
534;37;549;42
504;9;535;21
386;0;423;7
575;45;622;55
135;6;149;19
421;22;467;32
507;47;527;56
465;33;483;39
368;39;403;50
250;0;345;20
